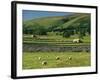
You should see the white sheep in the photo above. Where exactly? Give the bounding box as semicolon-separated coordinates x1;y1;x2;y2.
73;39;82;43
42;61;47;65
68;57;72;60
38;57;41;60
56;56;60;60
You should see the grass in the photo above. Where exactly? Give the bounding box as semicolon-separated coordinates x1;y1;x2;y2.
23;52;91;69
23;34;90;46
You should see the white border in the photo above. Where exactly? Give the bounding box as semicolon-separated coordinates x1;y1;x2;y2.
17;3;96;77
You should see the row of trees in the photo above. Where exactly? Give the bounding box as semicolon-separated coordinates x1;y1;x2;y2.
23;23;47;36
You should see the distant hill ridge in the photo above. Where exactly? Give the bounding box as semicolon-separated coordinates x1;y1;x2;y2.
23;13;90;29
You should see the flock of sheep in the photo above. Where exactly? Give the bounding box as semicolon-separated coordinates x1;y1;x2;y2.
35;38;83;66
38;56;72;65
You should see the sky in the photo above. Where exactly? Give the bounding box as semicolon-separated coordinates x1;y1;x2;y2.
23;10;73;21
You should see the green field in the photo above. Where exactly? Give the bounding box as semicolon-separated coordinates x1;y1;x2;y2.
23;52;91;69
23;34;90;46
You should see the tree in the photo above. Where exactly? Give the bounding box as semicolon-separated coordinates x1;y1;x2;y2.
23;23;48;38
63;30;71;38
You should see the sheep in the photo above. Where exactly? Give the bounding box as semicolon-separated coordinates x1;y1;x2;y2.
56;56;60;60
73;39;83;43
68;57;72;60
38;57;41;60
42;61;47;65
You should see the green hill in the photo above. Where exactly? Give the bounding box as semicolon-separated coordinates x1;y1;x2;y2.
23;16;65;28
23;13;90;29
56;14;90;29
23;13;90;38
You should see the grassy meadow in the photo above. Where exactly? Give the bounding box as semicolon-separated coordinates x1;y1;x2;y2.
23;52;91;69
23;34;90;46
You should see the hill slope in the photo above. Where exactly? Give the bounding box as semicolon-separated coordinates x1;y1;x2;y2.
24;13;90;28
23;13;90;36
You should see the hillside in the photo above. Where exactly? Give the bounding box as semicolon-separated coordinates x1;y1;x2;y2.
23;15;65;29
56;14;90;30
23;13;90;29
23;13;91;38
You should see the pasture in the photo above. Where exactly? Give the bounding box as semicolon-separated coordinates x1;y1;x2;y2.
23;52;90;69
23;34;90;45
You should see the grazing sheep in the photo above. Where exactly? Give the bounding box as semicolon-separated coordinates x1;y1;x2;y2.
38;57;41;60
56;56;60;60
73;39;83;43
42;61;47;65
68;57;72;60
